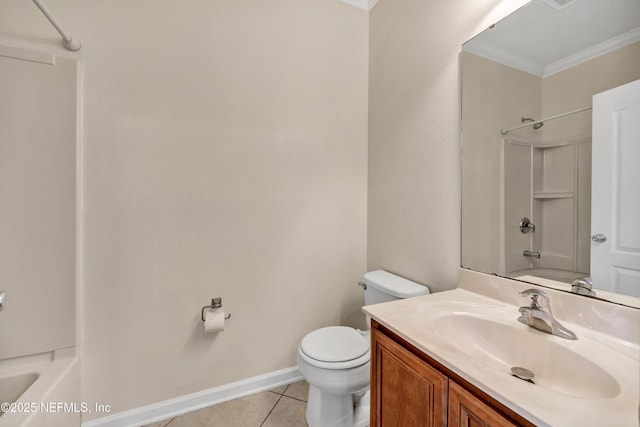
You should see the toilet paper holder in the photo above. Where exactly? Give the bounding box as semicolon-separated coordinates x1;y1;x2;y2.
201;297;232;322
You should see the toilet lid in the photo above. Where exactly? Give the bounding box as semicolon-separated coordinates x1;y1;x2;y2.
300;326;369;363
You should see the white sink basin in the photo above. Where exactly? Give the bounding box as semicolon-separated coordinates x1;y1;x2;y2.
433;313;620;400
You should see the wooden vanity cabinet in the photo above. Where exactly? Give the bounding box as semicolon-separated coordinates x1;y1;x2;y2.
371;321;534;427
371;322;448;426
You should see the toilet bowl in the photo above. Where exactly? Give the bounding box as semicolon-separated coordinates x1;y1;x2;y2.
297;326;370;427
297;270;430;427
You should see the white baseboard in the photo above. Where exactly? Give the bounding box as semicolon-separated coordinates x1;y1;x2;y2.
82;366;303;427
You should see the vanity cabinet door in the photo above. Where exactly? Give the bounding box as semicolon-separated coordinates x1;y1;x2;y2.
448;381;517;427
371;327;448;427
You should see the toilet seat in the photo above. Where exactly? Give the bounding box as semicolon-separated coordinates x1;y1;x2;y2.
299;326;370;370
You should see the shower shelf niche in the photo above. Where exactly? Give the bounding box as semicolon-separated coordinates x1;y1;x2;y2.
533;192;574;199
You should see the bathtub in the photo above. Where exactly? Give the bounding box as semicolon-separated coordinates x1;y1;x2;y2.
511;268;584;284
0;347;80;427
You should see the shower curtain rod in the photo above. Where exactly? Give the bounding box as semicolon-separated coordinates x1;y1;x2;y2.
31;0;80;51
500;106;592;136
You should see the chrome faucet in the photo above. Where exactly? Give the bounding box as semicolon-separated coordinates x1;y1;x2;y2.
571;277;596;297
517;289;577;340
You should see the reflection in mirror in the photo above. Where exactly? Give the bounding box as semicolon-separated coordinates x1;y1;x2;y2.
461;0;640;308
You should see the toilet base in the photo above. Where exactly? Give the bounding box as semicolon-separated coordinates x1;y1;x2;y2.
306;385;370;427
353;390;370;427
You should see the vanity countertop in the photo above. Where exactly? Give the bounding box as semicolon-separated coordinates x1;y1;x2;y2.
363;287;640;427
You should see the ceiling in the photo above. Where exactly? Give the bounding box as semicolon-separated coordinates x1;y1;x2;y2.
463;0;640;77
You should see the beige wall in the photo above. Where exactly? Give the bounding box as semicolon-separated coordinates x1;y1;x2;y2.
0;0;368;418
541;41;640;141
367;0;526;292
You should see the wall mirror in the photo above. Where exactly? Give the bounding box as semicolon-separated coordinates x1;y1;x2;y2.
461;0;640;308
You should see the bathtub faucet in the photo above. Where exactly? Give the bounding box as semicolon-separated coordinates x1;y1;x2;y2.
0;291;7;311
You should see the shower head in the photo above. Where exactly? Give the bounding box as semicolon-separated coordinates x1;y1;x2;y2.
533;122;543;130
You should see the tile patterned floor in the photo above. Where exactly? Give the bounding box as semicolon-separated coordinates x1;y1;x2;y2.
143;381;309;427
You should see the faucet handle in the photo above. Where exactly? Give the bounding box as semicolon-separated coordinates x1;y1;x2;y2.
519;289;549;309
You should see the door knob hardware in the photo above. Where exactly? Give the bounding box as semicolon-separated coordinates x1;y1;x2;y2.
591;234;607;243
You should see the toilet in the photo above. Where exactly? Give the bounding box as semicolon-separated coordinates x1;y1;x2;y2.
297;270;430;427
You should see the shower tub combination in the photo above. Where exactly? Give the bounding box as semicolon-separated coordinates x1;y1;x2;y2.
512;268;584;284
0;5;82;424
0;348;80;427
0;2;82;422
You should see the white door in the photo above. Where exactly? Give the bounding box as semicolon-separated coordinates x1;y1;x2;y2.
591;79;640;297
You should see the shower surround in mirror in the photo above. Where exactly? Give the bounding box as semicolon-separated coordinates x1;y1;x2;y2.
502;137;591;284
461;3;640;306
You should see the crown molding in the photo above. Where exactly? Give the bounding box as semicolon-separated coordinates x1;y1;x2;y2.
542;27;640;77
465;27;640;78
463;41;545;77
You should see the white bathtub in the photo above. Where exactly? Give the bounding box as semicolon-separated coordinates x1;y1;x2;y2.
511;268;583;284
0;348;80;427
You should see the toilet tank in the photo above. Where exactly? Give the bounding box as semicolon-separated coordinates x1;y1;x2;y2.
363;270;430;327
